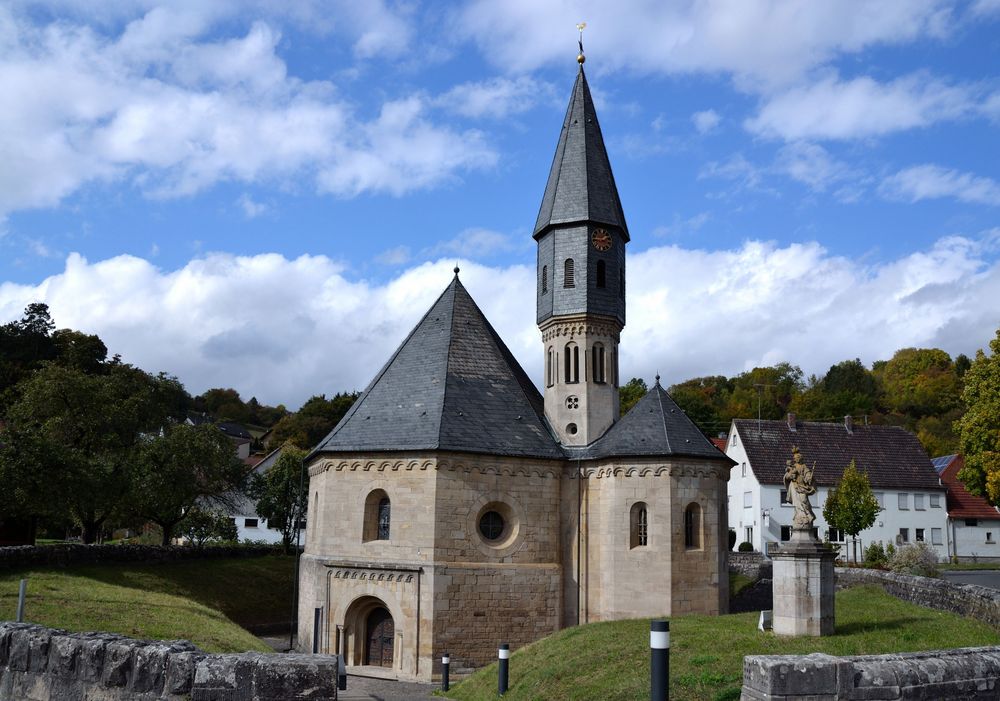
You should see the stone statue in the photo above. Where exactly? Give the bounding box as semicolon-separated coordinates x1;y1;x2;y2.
783;446;816;530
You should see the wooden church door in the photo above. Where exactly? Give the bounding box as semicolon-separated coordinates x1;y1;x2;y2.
365;607;394;667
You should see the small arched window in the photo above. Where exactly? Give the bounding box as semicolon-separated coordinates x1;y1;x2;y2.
546;346;555;387
363;489;391;542
596;260;606;288
592;343;606;384
685;503;702;550
630;502;648;548
541;265;548;294
564;342;579;384
564;259;575;288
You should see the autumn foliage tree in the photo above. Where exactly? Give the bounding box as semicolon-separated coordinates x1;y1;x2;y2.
956;329;1000;504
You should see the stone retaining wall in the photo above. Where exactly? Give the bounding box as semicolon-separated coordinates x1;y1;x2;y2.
729;551;772;581
0;622;338;700
836;567;1000;628
0;543;283;571
742;647;1000;700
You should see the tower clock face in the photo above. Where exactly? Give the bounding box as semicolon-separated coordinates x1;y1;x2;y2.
592;228;613;252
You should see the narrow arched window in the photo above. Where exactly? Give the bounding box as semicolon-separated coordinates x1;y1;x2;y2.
685;503;701;549
592;343;606;384
541;265;548;294
564;259;575;288
596;260;606;288
363;489;391;542
546;346;555;387
630;502;648;548
564;343;579;383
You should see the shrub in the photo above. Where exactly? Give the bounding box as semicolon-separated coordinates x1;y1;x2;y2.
864;541;887;568
885;542;896;559
887;542;939;577
737;541;754;552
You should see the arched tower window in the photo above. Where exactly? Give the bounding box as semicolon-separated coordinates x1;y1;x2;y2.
596;260;606;288
592;343;606;384
363;490;391;542
541;265;548;294
630;502;648;548
545;346;555;387
564;342;579;384
564;258;575;288
685;503;702;549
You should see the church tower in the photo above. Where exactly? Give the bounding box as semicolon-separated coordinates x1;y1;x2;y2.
535;55;628;446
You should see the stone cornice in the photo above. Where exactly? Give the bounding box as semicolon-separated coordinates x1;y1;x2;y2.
538;314;622;342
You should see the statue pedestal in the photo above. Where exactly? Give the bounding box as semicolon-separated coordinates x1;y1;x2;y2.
771;529;835;636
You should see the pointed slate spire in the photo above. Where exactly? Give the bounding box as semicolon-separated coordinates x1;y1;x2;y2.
310;276;564;460
533;66;629;241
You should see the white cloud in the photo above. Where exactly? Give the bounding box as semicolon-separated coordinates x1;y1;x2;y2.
3;235;997;408
746;73;977;141
691;109;721;134
454;1;951;88
0;5;491;216
436;76;553;119
773;142;867;201
879;164;1000;206
376;245;411;266
238;194;269;219
425;228;519;258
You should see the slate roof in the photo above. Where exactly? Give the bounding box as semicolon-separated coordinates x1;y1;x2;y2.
217;422;252;441
566;382;733;462
533;66;629;241
938;454;1000;520
733;418;942;490
311;274;564;460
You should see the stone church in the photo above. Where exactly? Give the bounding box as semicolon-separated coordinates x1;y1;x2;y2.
297;57;733;681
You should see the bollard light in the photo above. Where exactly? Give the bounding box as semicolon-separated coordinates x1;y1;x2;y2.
498;643;510;696
16;579;27;623
442;652;450;691
650;620;669;701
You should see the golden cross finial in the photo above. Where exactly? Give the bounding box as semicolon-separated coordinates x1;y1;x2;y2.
577;22;587;64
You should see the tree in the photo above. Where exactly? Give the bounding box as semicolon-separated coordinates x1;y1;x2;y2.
668;375;732;435
132;423;247;545
876;347;962;417
179;507;239;547
247;445;307;553
956;329;1000;503
0;363;185;542
619;377;647;416
0;303;57;410
726;363;804;421
268;393;358;449
822;461;882;563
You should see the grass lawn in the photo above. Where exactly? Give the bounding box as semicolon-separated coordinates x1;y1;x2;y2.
0;555;295;653
442;586;1000;701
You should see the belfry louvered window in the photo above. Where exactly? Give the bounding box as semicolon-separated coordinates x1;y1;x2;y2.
596;260;606;288
564;343;579;383
564;258;575;288
541;265;548;294
592;343;606;383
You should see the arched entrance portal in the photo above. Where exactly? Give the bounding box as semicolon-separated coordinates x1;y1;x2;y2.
341;595;397;670
365;607;394;667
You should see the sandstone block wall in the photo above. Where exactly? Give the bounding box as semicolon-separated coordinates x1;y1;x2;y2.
742;647;1000;700
729;551;771;580
0;622;338;701
836;567;1000;628
0;544;282;571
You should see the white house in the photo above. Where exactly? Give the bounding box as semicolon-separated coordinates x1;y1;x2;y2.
727;414;948;560
228;447;286;544
934;454;1000;562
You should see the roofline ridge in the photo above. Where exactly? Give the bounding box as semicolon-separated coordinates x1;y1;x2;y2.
437;279;463;449
655;385;673;454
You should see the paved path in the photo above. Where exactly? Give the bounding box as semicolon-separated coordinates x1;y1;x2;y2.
942;569;1000;590
339;675;439;700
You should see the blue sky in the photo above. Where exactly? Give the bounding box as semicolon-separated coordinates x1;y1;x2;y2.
1;1;999;409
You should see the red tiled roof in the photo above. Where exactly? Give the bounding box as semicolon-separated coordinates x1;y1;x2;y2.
734;417;942;490
940;454;1000;519
710;437;727;452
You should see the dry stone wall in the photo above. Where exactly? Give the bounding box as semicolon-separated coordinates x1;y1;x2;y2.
0;622;338;701
0;543;282;571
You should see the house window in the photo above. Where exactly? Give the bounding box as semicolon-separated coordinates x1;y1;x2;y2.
564;343;580;384
596;260;606;288
899;528;909;543
914;494;925;510
363;489;391;542
875;492;885;508
828;528;845;542
780;525;791;541
630;502;648;548
684;503;701;549
546;347;555;387
741;462;746;477
743;491;752;508
564;258;575;288
915;528;925;542
745;526;753;545
930;493;941;508
966;519;979;527
244;518;258;528
988;532;996;544
731;433;737;446
541;265;548;294
931;528;943;545
898;493;909;510
779;489;791;506
592;344;606;383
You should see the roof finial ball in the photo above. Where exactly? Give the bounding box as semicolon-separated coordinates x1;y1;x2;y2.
453;265;460;278
577;21;587;64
